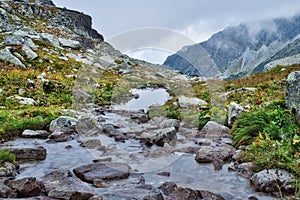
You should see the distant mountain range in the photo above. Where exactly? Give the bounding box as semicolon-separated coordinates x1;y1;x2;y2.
163;14;300;79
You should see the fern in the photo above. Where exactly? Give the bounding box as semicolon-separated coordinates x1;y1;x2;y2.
231;110;269;146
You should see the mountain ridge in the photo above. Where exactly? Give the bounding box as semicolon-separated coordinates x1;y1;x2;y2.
164;14;300;79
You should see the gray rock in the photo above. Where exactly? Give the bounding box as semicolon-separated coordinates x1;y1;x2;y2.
196;121;230;140
21;130;50;139
232;149;243;161
10;146;47;161
5;177;42;197
0;178;17;198
161;119;180;131
195;144;234;163
18;88;26;95
79;139;102;149
13;52;25;61
22;45;38;60
102;124;116;134
152;127;177;147
0;162;17;177
250;169;295;193
37;72;46;79
40;33;60;47
130;112;149;123
8;95;35;105
48;131;76;142
25;38;38;51
58;38;80;49
0;47;26;69
92;157;112;163
166;187;225;200
143;192;164;200
26;79;35;88
237;162;254;179
178;96;207;109
3;35;25;45
40;170;95;200
286;71;300;123
158;182;177;196
228;102;244;127
73;162;130;183
93;179;108;188
49;116;78;133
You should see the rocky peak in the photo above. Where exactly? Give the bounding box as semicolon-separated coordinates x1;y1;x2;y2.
0;0;103;42
164;14;300;79
2;0;55;6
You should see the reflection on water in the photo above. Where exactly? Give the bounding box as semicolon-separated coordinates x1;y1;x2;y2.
113;88;170;111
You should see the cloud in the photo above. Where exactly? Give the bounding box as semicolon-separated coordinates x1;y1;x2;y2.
53;0;300;62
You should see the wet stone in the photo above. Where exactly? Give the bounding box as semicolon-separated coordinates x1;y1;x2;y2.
5;177;42;197
73;162;131;183
21;130;50;139
10;146;47;161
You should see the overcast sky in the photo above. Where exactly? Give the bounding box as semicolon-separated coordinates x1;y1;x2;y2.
54;0;300;63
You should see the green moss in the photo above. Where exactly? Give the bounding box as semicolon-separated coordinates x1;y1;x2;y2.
0;150;16;166
0;107;60;139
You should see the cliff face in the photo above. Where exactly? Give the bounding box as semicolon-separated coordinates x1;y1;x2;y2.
0;0;103;42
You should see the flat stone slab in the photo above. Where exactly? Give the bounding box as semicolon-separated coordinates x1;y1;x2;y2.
10;146;47;161
40;170;95;200
73;162;130;183
21;130;50;139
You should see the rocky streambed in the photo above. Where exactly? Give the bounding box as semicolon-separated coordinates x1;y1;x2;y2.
0;88;292;199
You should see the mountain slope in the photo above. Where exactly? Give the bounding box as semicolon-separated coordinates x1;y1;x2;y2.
164;14;300;79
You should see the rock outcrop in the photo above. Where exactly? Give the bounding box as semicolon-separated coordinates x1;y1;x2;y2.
286;71;300;124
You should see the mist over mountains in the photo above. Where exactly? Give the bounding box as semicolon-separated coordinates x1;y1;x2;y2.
164;14;300;79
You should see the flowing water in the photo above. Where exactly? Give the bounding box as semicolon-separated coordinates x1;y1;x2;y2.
1;88;276;199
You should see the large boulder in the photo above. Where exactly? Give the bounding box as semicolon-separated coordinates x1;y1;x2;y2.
49;116;78;133
227;102;244;127
8;95;36;105
3;35;25;45
151;127;177;147
40;170;95;200
0;47;26;69
250;169;295;193
286;71;300;124
10;146;47;161
5;177;42;197
73;162;130;183
58;38;80;49
22;45;38;60
237;162;254;179
160;119;180;131
178;96;207;109
195;144;234;163
196;121;230;140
